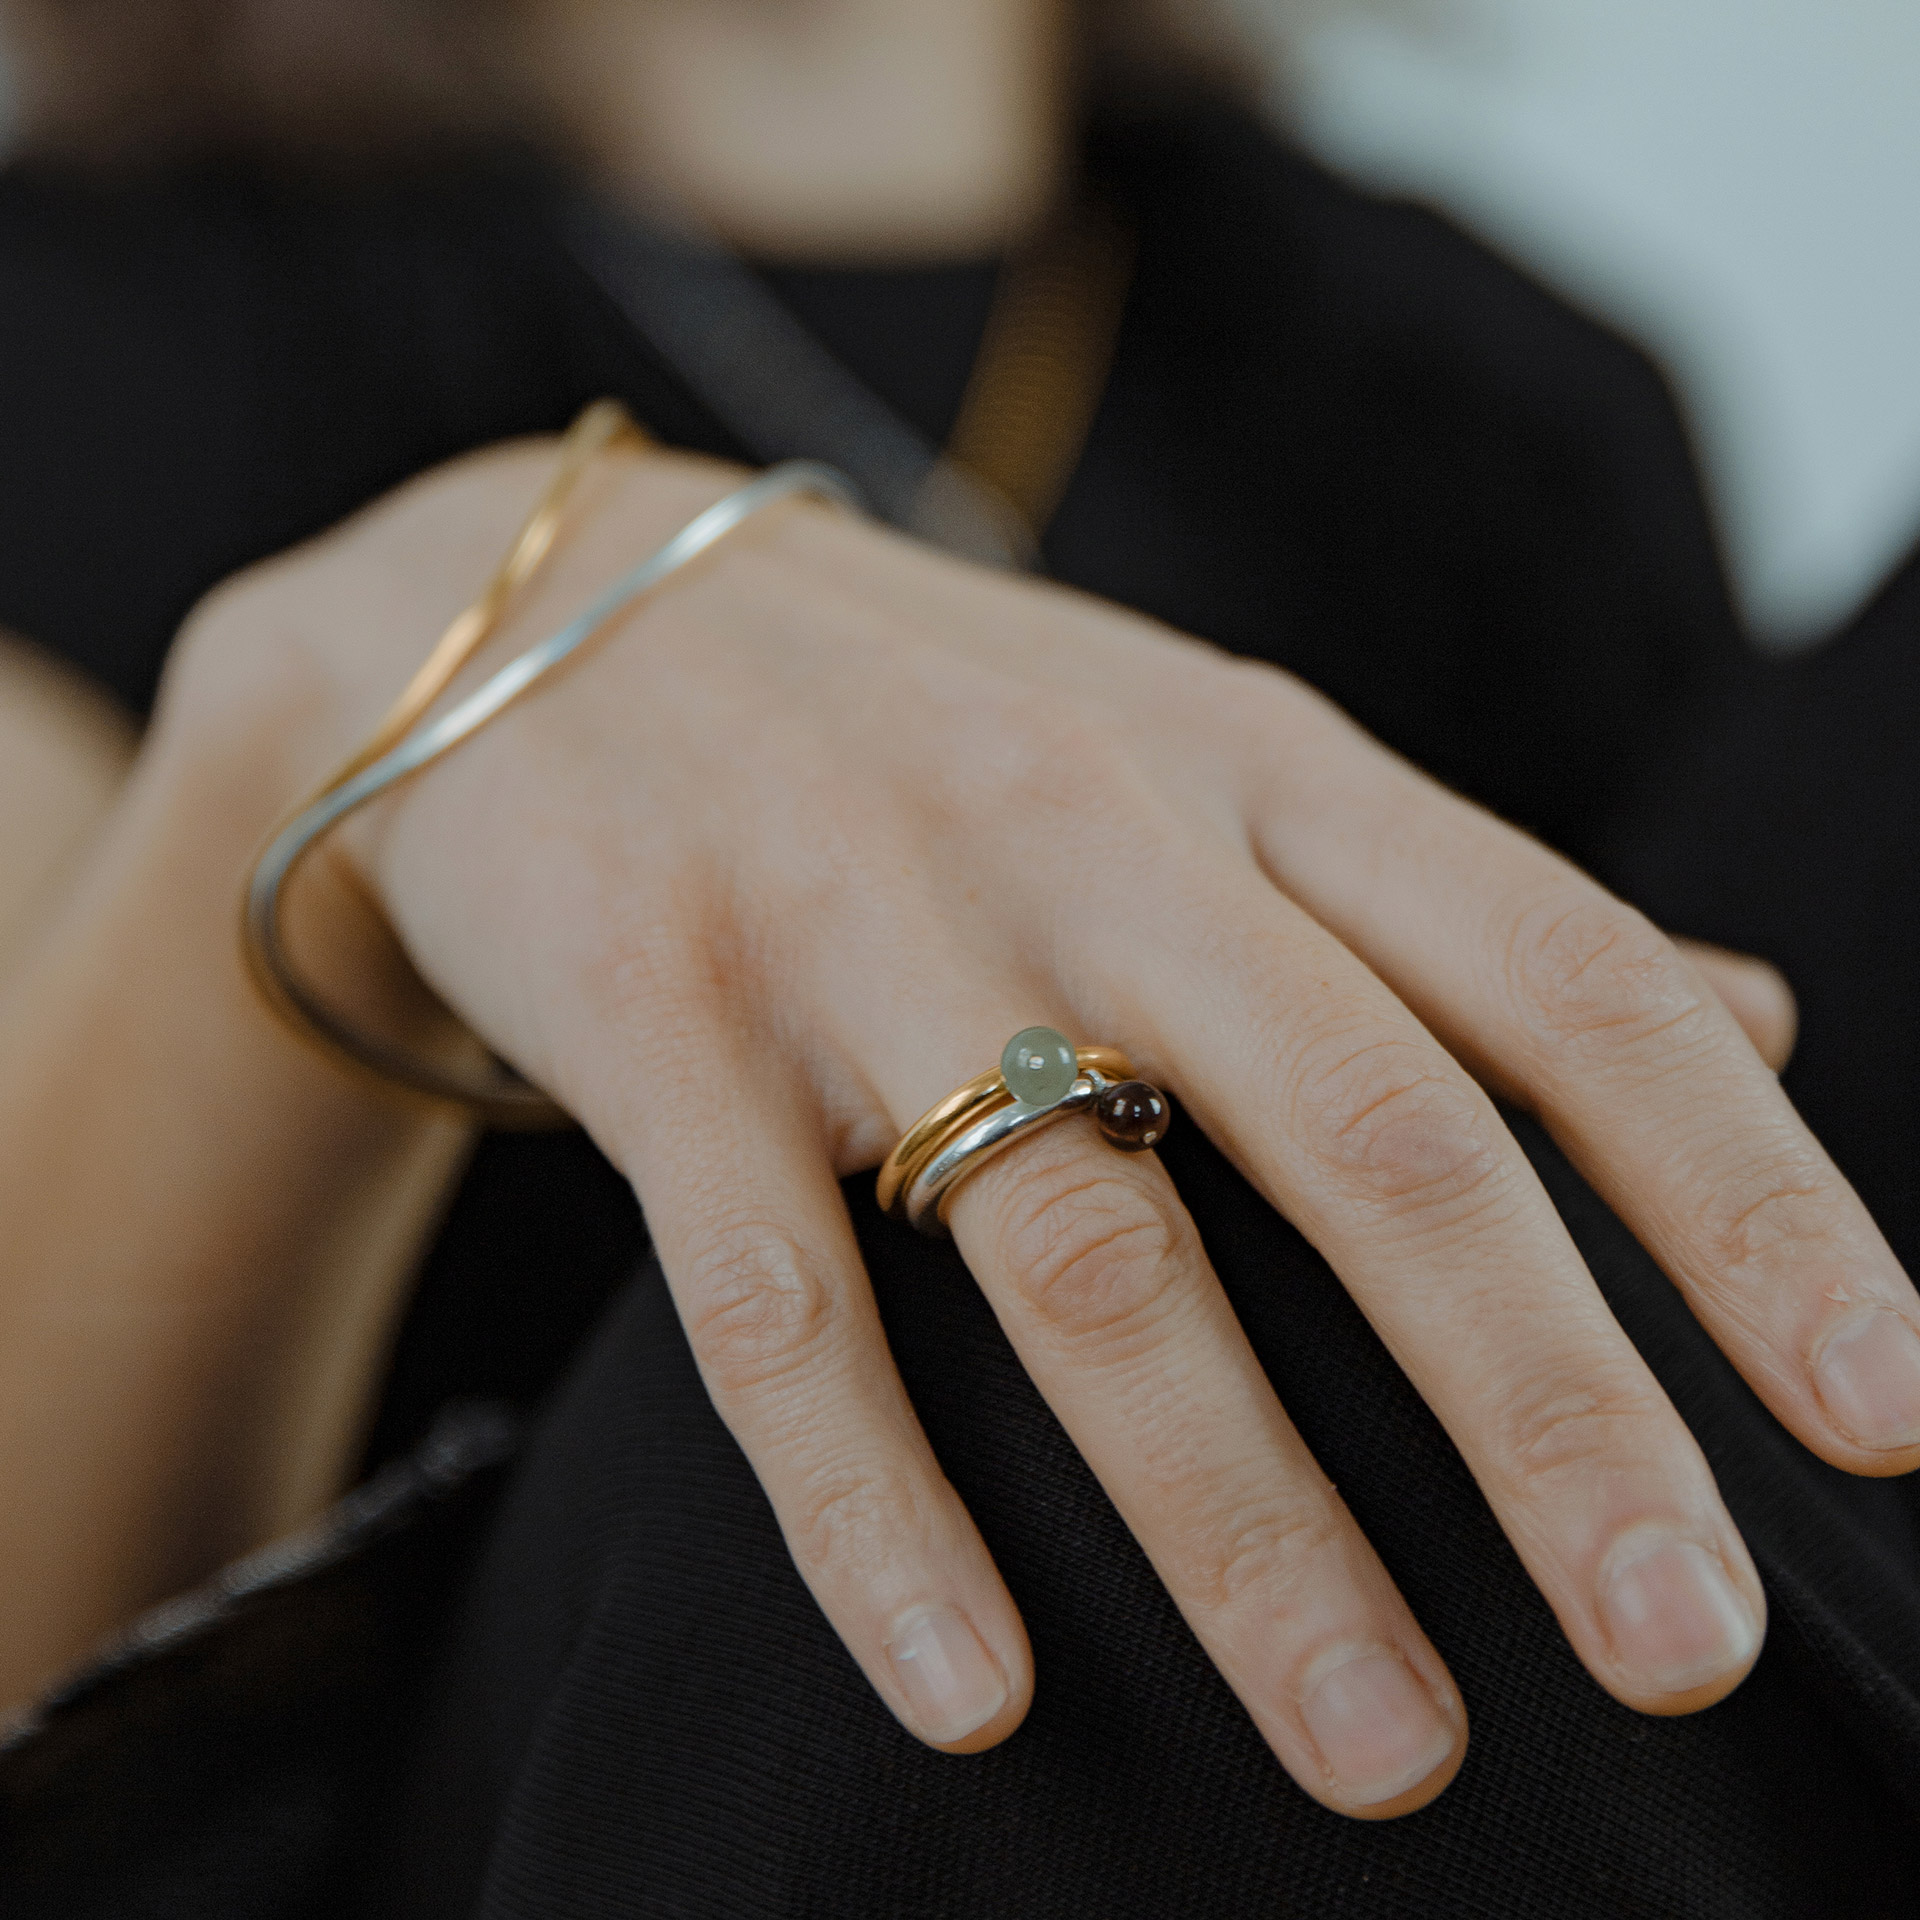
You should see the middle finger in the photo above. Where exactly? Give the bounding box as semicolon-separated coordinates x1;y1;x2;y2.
1081;846;1768;1716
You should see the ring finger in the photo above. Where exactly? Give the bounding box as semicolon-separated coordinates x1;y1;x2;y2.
877;1013;1470;1816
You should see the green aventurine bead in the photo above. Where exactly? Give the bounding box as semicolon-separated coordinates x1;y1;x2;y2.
1001;1027;1078;1106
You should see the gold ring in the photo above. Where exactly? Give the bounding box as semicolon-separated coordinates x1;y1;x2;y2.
878;1027;1171;1236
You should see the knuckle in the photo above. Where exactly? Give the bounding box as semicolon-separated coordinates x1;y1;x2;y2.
679;1214;840;1399
787;1462;928;1580
1506;892;1708;1058
173;568;266;670
1698;1148;1847;1279
1291;1034;1506;1215
989;1159;1184;1350
1494;1361;1673;1488
1182;1498;1346;1619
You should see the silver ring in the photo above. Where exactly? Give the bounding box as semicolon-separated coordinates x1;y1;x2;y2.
903;1064;1125;1234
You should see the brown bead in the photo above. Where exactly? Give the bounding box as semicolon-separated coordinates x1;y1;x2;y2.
1094;1080;1169;1152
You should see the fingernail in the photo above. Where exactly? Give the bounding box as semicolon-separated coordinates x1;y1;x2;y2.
1814;1310;1920;1451
1299;1649;1455;1806
1598;1532;1759;1694
885;1604;1007;1743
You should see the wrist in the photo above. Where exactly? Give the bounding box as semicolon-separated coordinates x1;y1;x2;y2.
138;605;460;1089
155;435;734;872
141;431;751;1102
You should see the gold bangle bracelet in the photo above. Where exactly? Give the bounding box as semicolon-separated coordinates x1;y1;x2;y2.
240;401;861;1124
330;400;648;790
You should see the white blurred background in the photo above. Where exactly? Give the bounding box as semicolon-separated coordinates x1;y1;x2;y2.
1255;0;1920;649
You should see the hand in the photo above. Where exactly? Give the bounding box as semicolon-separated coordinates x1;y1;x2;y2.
169;439;1918;1819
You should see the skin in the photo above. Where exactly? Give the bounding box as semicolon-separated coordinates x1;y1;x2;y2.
0;637;136;975
0;632;472;1710
515;0;1074;258
0;0;1910;1826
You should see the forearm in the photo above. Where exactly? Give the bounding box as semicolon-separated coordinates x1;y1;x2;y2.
0;687;471;1711
0;634;134;975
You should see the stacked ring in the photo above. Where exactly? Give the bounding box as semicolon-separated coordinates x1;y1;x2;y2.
878;1027;1171;1237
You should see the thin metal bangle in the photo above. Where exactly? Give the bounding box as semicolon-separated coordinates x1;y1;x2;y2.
242;455;863;1125
338;399;650;789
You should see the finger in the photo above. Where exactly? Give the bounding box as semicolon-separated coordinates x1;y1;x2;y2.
942;1105;1467;1816
1250;701;1920;1475
1675;938;1797;1070
1082;847;1766;1715
587;989;1032;1754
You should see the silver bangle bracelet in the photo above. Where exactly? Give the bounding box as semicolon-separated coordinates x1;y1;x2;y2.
242;455;862;1124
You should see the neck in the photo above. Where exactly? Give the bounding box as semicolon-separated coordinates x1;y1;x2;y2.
519;0;1071;263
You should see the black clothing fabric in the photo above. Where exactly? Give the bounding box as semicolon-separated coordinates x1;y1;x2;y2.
1606;550;1920;1277
371;1118;1920;1920
0;103;1915;1918
0;1408;517;1915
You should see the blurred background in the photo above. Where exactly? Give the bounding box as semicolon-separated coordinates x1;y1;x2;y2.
0;0;1914;650
1264;0;1920;650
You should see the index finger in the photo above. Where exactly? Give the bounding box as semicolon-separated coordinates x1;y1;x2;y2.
1252;703;1920;1476
1074;844;1767;1716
